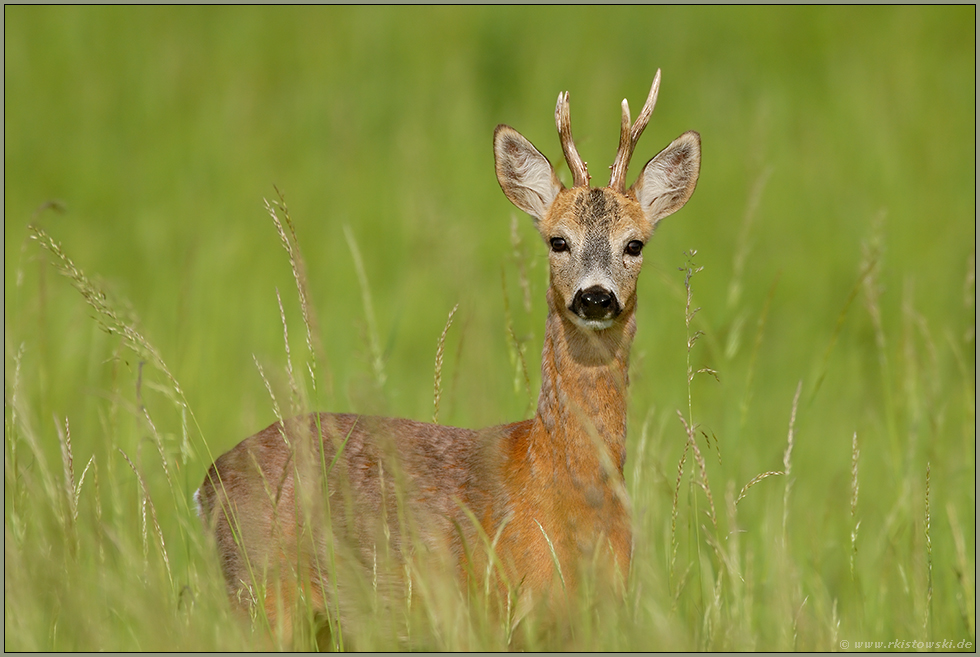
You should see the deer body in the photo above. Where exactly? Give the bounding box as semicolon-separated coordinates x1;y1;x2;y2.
196;71;700;639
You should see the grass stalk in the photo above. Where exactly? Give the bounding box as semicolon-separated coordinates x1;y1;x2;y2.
924;462;933;636
734;470;783;506
809;214;883;408
501;267;533;414
119;447;174;591
946;503;975;638
265;188;329;404
849;431;860;578
275;287;303;417
740;272;780;432
433;303;459;424
781;381;801;545
343;224;387;390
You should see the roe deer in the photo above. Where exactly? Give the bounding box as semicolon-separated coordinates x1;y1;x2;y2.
196;69;700;642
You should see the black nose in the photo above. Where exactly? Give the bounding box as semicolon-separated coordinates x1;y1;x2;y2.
571;286;620;321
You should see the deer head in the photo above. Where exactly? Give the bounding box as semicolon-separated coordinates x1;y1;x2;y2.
494;70;701;331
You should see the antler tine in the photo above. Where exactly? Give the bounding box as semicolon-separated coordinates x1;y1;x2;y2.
612;98;632;185
609;69;662;191
555;90;590;187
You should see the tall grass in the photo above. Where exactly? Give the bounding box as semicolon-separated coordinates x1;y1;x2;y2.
9;190;973;650
5;5;975;651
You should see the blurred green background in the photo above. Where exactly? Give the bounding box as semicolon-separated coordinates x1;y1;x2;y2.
5;6;975;650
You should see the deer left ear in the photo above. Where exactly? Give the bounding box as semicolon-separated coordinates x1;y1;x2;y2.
494;124;563;223
632;131;701;226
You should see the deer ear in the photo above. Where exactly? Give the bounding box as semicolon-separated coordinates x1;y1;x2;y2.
494;125;563;222
632;131;701;227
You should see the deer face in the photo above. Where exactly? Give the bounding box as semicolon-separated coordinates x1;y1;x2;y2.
493;81;701;332
538;186;651;330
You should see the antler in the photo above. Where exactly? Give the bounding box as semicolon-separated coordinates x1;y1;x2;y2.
555;90;590;188
609;69;661;192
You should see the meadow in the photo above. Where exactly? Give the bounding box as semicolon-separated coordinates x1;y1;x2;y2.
4;6;974;650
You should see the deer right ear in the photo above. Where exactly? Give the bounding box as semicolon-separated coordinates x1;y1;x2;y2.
494;124;563;222
632;130;701;227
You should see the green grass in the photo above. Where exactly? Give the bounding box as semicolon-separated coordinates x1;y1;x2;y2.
5;5;975;651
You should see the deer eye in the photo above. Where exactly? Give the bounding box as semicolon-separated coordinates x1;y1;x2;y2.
625;240;644;257
550;237;568;252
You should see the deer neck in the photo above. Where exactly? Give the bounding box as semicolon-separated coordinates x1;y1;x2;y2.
533;287;635;477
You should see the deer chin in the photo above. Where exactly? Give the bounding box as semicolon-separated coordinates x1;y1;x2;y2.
570;315;616;331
